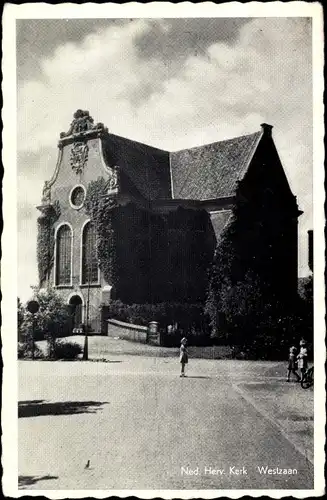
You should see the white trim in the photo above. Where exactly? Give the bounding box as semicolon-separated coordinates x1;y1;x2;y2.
98;137;120;194
79;219;101;286
53;221;74;287
67;291;85;324
98;137;112;174
242;130;264;177
69;184;86;210
47;146;63;188
209;209;232;215
67;291;85;306
169;153;174;199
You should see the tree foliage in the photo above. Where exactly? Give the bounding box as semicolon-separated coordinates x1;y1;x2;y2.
84;177;118;285
105;300;206;329
205;184;310;358
19;288;71;357
37;201;61;284
17;297;25;341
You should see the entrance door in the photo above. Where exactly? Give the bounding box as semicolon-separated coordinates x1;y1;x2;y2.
69;295;83;329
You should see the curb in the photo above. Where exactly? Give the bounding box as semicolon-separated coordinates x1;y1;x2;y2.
233;383;314;466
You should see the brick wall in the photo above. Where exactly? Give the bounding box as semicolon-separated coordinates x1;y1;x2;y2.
42;137;111;331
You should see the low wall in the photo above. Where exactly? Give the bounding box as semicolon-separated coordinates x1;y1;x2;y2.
107;319;148;343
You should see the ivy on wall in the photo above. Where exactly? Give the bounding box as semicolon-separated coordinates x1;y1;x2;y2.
84;177;118;286
37;200;61;284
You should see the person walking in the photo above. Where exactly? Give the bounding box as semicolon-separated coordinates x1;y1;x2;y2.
287;345;300;382
297;340;308;382
179;337;188;377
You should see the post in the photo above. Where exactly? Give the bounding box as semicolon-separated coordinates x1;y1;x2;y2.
83;265;91;361
31;316;35;360
47;191;52;290
27;300;39;359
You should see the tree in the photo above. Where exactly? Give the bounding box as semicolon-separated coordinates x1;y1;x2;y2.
17;298;25;341
205;182;302;356
20;288;71;358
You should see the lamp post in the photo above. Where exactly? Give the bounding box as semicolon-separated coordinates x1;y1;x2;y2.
83;263;91;361
27;300;40;360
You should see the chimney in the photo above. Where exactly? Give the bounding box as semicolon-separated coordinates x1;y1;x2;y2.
260;123;273;136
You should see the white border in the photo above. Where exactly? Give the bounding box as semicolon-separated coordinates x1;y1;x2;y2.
2;2;325;498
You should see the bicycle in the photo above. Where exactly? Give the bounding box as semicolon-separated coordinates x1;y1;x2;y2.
301;366;314;389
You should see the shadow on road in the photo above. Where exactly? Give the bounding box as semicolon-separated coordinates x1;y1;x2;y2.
281;414;314;422
186;375;212;379
18;400;108;418
18;474;58;488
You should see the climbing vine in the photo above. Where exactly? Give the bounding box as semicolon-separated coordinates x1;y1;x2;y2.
84;177;118;286
37;200;61;284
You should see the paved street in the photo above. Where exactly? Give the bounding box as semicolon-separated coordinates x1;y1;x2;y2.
19;357;314;490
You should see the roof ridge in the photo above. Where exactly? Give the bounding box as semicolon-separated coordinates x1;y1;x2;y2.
108;131;169;154
208;132;261;192
169;129;264;200
170;130;262;154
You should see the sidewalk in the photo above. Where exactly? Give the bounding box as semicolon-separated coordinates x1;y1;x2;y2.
233;362;313;464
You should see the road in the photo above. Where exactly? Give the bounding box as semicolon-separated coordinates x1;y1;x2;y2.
19;357;314;490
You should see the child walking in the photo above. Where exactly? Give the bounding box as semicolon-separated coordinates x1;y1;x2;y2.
179;337;188;377
287;346;300;382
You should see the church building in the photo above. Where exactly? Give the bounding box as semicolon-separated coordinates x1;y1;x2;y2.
37;110;302;333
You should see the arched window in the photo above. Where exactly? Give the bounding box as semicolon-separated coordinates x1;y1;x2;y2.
82;222;98;284
56;224;72;285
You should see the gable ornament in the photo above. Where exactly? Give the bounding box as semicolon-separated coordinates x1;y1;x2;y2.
70;141;89;175
41;181;51;204
107;166;119;192
60;110;107;139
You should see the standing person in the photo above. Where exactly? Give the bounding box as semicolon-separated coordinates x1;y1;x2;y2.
287;345;300;382
179;337;188;377
297;340;308;382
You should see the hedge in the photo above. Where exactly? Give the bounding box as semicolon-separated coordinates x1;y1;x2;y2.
103;300;209;331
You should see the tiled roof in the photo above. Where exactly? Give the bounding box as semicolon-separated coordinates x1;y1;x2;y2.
103;129;264;203
210;210;233;241
103;134;171;201
170;131;262;200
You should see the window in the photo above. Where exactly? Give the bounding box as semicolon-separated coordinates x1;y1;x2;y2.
56;224;72;285
70;185;86;209
82;222;98;284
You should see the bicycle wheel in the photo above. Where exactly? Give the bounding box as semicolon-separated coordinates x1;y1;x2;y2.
301;378;311;389
301;368;313;389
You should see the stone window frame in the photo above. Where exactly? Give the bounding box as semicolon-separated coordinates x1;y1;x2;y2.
69;184;86;210
80;219;101;287
54;222;74;287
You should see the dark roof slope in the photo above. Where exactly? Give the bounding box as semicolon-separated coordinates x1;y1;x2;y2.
170;131;262;200
103;133;171;201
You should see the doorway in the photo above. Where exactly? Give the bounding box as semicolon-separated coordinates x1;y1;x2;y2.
69;295;83;329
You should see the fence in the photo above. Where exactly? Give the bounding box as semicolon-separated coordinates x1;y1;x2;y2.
107;319;148;343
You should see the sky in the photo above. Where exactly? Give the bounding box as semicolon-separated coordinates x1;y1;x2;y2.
17;17;313;302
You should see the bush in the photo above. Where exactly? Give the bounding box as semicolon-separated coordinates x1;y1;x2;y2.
104;300;208;330
17;342;44;360
53;341;83;360
19;288;72;356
